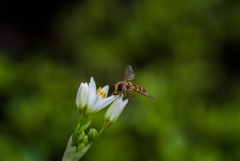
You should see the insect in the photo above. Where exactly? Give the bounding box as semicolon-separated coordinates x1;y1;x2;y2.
112;65;155;99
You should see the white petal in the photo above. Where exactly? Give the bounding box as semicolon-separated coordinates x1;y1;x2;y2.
90;77;96;91
88;77;97;103
76;83;84;107
88;77;96;96
88;94;98;109
80;83;88;107
90;94;102;112
101;85;109;98
100;95;117;108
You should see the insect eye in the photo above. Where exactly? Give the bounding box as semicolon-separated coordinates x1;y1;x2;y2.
117;83;124;91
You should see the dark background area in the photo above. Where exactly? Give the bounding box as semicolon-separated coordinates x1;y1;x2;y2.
1;0;240;161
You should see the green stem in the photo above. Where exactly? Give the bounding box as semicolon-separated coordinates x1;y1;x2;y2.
72;113;83;146
98;126;106;137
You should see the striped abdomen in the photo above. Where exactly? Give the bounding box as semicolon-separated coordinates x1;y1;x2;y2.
128;82;146;93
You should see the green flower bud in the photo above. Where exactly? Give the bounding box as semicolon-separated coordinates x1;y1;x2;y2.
88;128;98;142
75;131;85;145
83;135;89;145
77;143;85;151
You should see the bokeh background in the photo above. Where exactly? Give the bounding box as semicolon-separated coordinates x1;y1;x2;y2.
1;0;240;161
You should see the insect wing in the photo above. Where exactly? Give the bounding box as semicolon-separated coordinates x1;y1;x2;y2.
124;65;135;81
128;88;155;99
138;91;155;99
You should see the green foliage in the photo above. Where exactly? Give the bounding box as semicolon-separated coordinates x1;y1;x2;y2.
1;0;240;160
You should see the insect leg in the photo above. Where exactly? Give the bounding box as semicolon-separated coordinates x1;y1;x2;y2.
122;86;128;97
127;89;136;98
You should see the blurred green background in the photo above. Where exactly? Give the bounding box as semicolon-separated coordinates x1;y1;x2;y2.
1;0;240;160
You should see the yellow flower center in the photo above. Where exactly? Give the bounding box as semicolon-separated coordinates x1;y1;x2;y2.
96;87;106;99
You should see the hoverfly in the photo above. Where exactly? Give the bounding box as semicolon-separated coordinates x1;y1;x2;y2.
112;65;155;99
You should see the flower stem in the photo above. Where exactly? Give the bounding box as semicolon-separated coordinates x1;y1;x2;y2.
72;113;83;146
98;126;106;137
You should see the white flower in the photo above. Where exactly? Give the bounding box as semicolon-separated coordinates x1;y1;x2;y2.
76;77;117;115
104;95;128;127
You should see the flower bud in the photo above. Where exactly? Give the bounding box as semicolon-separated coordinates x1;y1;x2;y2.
88;128;98;142
76;82;89;111
104;95;128;127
